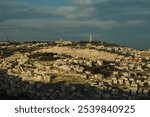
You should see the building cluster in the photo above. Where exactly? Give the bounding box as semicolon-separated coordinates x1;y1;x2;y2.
0;41;150;99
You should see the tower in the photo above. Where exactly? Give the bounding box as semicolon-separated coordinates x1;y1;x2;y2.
59;30;63;42
89;33;92;43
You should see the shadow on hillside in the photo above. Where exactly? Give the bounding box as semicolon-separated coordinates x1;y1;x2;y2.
0;46;36;59
0;69;150;100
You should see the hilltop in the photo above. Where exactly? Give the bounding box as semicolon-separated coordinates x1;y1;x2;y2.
0;41;150;99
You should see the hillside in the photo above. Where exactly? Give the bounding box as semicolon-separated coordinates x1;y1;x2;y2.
0;41;150;99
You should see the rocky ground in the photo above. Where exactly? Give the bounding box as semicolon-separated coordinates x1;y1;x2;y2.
0;41;150;99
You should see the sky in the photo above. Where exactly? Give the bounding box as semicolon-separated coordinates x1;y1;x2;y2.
0;0;150;50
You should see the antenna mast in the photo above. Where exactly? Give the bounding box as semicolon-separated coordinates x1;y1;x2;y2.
60;30;63;42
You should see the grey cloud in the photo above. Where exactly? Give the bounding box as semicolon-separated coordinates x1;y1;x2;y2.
34;6;94;19
0;1;94;21
73;0;108;5
91;0;150;21
0;1;34;21
126;20;147;25
0;19;119;30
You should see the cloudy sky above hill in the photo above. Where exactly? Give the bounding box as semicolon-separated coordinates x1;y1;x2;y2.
0;0;150;49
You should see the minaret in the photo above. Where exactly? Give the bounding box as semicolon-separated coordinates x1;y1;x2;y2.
89;33;92;43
